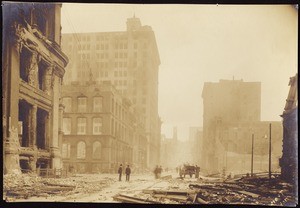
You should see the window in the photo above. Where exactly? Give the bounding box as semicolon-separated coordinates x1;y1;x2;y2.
63;118;71;135
77;118;86;135
93;141;101;159
93;118;102;135
93;97;103;112
77;141;86;159
62;143;71;158
77;97;87;112
62;97;72;112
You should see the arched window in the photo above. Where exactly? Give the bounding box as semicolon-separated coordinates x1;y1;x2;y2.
92;141;101;159
77;141;86;159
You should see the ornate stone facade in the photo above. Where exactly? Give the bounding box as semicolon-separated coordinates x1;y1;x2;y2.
2;3;68;174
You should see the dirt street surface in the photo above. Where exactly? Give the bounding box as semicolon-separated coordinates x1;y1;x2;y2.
3;171;297;206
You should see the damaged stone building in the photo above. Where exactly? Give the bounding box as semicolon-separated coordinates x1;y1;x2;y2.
2;3;69;174
61;81;147;173
201;79;283;174
280;74;298;183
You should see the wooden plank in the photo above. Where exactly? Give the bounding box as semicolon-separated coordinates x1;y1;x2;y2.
42;182;76;188
152;194;187;202
237;190;260;198
114;194;160;204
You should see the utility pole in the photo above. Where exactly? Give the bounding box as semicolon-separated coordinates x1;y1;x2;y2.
251;133;254;177
269;123;272;179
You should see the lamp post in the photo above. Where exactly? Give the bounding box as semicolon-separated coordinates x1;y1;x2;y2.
251;133;254;177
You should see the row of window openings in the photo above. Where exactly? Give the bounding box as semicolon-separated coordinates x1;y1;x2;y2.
19;48;50;92
69;41;136;50
64;97;128;118
63;97;102;113
62;141;101;159
63;118;102;135
64;118;128;138
76;62;132;70
69;42;139;51
77;52;136;60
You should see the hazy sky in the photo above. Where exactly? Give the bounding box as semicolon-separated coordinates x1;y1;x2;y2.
61;4;298;140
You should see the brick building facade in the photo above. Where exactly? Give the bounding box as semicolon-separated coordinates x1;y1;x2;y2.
61;81;147;173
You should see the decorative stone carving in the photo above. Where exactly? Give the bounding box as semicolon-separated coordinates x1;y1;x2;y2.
12;22;25;53
51;67;56;88
26;52;39;87
44;66;53;95
9;125;19;144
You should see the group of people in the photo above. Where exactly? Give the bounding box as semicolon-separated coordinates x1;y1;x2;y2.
118;164;131;181
154;165;163;179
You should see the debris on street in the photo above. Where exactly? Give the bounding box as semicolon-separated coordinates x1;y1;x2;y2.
3;172;297;206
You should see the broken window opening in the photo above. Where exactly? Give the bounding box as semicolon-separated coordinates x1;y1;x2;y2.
20;47;31;82
19;157;30;173
36;108;48;150
18;99;31;147
38;60;48;91
31;6;48;37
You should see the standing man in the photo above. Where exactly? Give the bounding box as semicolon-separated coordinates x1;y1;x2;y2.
125;165;131;181
118;164;123;181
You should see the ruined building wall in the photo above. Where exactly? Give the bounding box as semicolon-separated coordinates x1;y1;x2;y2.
2;3;68;174
280;74;298;184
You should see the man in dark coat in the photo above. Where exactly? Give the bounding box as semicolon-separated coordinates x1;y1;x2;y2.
118;164;123;181
125;165;131;181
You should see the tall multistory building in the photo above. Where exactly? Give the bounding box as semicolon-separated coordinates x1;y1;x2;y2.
2;3;69;174
61;16;161;168
201;79;282;174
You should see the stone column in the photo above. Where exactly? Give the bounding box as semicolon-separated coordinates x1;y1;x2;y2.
29;105;37;147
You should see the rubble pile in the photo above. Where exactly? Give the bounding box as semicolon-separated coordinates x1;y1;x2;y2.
3;173;115;201
113;175;296;206
189;176;296;206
